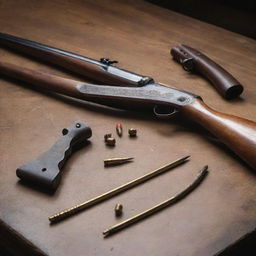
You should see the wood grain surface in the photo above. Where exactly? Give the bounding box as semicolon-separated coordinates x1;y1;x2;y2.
0;0;256;255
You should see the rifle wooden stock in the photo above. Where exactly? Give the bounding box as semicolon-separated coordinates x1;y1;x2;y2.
181;99;256;169
0;61;256;169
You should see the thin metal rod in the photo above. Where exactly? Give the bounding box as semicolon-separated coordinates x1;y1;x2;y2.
103;165;208;237
49;155;190;223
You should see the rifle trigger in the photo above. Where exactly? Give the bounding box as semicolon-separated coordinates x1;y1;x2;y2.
153;105;179;119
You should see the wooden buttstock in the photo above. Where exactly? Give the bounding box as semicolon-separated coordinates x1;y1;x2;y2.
181;98;256;169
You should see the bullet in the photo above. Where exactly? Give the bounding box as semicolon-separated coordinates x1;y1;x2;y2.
104;157;134;167
115;204;123;217
128;128;137;137
106;137;116;146
104;133;112;142
116;123;123;137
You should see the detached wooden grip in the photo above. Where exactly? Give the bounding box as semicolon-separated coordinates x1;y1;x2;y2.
171;45;243;99
182;98;256;169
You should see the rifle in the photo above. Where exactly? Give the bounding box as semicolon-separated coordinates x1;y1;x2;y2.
0;33;256;170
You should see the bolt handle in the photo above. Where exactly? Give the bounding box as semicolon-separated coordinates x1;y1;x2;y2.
16;121;92;191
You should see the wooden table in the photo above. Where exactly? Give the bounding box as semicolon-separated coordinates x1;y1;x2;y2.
0;1;256;255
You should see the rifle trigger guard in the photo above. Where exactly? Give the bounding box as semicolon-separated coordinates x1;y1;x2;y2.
153;105;179;119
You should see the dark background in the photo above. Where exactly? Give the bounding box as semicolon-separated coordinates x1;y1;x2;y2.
147;0;256;39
